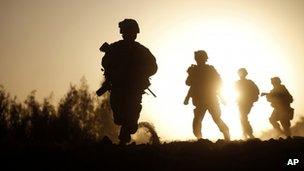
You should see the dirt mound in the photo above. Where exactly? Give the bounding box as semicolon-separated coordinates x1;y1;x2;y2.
1;137;303;170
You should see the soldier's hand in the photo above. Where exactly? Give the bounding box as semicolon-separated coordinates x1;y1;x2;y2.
96;88;103;96
184;99;189;105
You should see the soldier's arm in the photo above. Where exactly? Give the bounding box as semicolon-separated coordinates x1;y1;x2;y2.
144;49;158;76
184;88;191;105
137;45;157;77
185;71;192;86
264;92;273;102
101;43;113;70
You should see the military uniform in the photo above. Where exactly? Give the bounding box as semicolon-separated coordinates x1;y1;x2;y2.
186;57;230;140
235;77;259;139
266;83;294;137
99;19;157;144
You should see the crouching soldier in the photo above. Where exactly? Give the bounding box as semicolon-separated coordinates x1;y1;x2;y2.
261;77;294;137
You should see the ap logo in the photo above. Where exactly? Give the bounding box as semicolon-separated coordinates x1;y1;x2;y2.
287;159;299;166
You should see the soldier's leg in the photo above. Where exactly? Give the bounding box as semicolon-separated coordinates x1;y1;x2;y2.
239;104;254;138
125;102;142;134
208;101;230;140
110;90;124;125
119;91;142;144
111;90;131;144
280;119;291;137
119;126;131;145
193;106;207;139
127;92;142;133
239;104;248;138
269;110;283;134
240;114;249;138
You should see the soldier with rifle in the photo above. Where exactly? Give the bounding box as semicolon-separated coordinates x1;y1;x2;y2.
184;50;230;141
261;77;294;137
96;19;157;145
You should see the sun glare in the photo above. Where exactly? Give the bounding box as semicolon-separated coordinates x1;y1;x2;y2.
140;19;287;141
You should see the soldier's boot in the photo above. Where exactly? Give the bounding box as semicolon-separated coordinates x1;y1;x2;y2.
248;133;255;139
212;115;230;141
242;133;248;139
281;119;291;137
223;129;230;141
192;118;202;139
283;128;291;137
118;126;131;145
193;109;203;139
241;114;254;139
218;122;230;141
243;131;255;139
245;124;254;139
218;120;230;141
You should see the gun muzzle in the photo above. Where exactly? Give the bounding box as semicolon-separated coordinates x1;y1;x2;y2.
99;42;110;52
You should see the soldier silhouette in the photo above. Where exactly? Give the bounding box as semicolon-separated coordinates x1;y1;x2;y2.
96;19;157;145
261;77;294;137
184;50;230;141
235;68;259;139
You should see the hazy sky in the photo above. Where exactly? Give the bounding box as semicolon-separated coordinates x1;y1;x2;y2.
1;0;304;140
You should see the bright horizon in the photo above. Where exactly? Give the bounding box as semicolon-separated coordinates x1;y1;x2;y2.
1;0;304;141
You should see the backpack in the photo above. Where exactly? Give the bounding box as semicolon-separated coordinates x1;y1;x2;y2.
282;85;293;104
248;80;260;102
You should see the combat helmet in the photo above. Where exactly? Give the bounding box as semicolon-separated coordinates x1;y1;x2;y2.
194;50;208;61
271;77;281;85
238;68;248;77
119;19;140;34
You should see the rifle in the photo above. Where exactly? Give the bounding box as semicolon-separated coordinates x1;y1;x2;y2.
260;92;269;97
96;80;110;96
99;42;110;52
147;88;157;98
183;88;191;105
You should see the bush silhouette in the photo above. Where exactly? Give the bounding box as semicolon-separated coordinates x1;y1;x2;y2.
0;78;119;143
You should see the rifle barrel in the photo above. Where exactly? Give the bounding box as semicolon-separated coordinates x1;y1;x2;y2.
147;88;157;98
